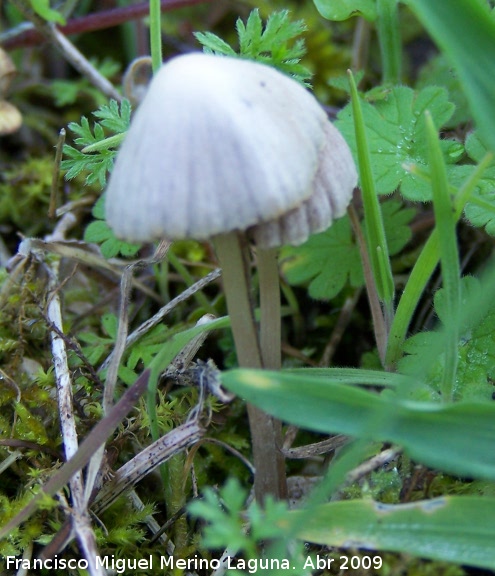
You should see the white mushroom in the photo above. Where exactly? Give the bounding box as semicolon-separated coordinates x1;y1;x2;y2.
105;53;357;501
0;48;22;136
106;53;356;243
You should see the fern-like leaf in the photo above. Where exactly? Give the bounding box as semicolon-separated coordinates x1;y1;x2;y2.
194;9;311;86
62;99;131;188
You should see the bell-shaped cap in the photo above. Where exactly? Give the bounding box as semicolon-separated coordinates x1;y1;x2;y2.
106;53;334;242
251;122;357;248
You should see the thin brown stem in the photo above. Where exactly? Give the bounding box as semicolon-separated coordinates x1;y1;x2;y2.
351;17;371;72
214;232;286;501
1;0;215;50
348;204;388;366
214;232;262;370
257;247;287;498
319;288;362;367
258;247;281;370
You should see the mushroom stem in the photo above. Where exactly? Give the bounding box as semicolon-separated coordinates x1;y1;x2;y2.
258;247;281;370
214;231;286;501
213;231;262;370
257;247;287;498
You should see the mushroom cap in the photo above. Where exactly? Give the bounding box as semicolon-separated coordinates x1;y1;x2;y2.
106;53;331;242
0;101;22;136
251;121;357;248
0;48;22;136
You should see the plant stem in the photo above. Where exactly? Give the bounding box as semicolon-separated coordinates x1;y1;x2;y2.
376;0;402;84
214;232;286;501
352;17;371;71
214;232;262;369
1;0;215;50
149;0;163;73
348;205;388;366
257;247;287;498
258;248;281;370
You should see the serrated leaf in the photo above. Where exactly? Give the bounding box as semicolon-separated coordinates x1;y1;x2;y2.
328;70;365;93
313;0;377;22
399;277;495;402
194;9;311;86
84;218;140;259
84;195;141;258
281;216;362;300
262;10;306;46
336;86;457;201
62;99;131;188
84;220;112;244
382;199;415;254
193;32;236;56
280;200;414;300
189;478;252;552
462;133;495;235
241;9;263;55
93;99;131;133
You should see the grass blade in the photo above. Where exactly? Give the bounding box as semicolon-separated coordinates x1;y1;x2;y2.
294;497;495;570
425;111;460;401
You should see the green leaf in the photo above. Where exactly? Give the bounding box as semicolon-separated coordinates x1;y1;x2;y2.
221;369;495;480
280;200;414;300
189;478;255;554
126;324;170;369
194;9;312;86
416;54;471;128
93;99;131;133
101;313;118;339
83;196;140;259
62;99;131;188
336;86;457;201
294;497;495;570
30;0;65;24
382;199;415;254
285;367;414;389
348;70;394;306
406;0;495;154
193;31;237;56
463;133;495;235
280;216;362;300
50;58;120;108
399;277;495;402
84;221;140;259
328;70;365;94
386;149;494;367
313;0;377;22
426;111;460;401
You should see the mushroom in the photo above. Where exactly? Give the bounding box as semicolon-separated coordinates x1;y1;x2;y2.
0;47;22;136
105;53;357;501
